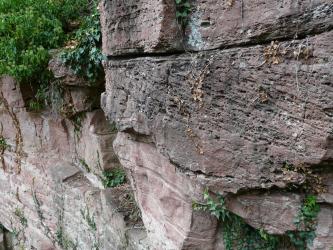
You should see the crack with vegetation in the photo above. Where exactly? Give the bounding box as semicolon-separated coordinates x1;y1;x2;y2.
11;207;28;248
0;124;9;170
31;185;55;244
194;189;321;250
286;195;321;250
80;206;100;250
54;184;78;250
0;91;23;173
175;0;191;32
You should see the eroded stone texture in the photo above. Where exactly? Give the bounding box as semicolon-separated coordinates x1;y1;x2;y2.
99;0;182;56
103;31;333;193
99;0;333;54
185;0;333;50
102;29;333;248
226;192;302;234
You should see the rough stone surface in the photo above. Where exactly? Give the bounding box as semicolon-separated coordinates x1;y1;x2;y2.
102;31;332;193
114;132;217;250
226;192;302;234
99;0;182;56
311;205;333;250
0;74;146;249
185;0;333;50
99;0;333;54
102;21;333;249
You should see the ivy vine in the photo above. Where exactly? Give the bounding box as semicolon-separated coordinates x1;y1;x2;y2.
193;190;321;250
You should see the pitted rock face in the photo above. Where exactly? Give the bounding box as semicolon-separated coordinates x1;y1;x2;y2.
103;31;333;193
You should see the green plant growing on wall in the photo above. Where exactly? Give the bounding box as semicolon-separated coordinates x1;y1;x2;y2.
194;190;321;250
80;207;97;231
78;158;91;173
175;0;191;29
61;2;105;85
55;227;78;250
102;168;126;188
109;122;118;133
0;136;8;151
287;195;320;250
14;208;27;228
12;208;28;248
193;189;284;250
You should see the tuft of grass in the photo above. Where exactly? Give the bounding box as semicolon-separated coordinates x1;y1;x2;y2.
14;208;27;228
102;168;126;188
0;136;8;150
175;0;191;28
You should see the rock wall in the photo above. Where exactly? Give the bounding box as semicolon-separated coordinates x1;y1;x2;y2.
0;56;148;249
0;0;332;250
100;0;333;249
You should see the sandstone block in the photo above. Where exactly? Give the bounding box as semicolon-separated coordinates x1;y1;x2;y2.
99;0;182;56
103;31;333;193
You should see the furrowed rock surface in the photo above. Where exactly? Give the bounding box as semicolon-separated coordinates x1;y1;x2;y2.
102;31;332;193
101;0;333;248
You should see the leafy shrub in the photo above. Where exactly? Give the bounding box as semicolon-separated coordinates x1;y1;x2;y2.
61;5;105;84
102;168;126;188
0;0;91;85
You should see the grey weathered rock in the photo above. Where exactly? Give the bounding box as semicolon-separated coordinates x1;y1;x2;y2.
184;0;333;50
103;31;332;193
102;24;333;248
